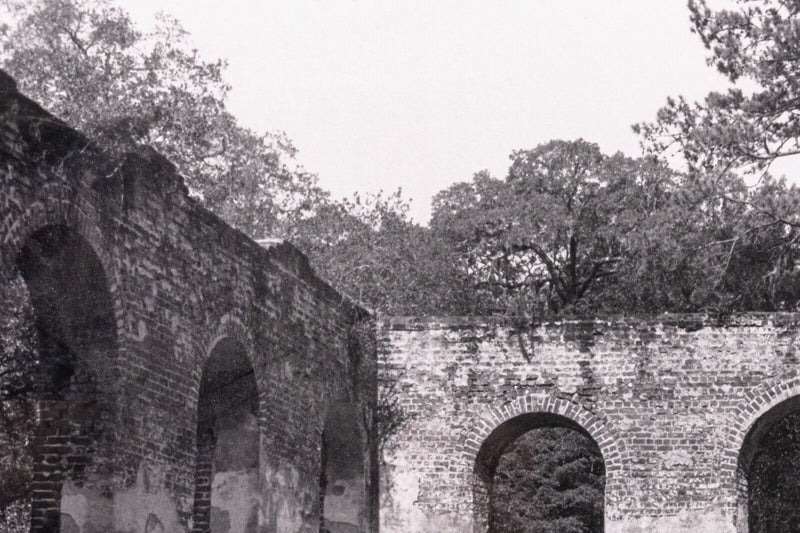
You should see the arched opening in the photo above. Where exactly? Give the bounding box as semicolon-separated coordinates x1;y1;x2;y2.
320;402;367;533
738;396;800;532
474;412;605;533
192;337;261;533
0;224;117;532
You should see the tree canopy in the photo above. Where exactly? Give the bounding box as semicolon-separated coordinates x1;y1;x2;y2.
288;190;472;316
0;0;326;239
631;0;800;315
431;141;677;315
635;0;800;175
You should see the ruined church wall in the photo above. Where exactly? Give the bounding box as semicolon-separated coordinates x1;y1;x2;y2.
378;314;800;533
0;70;377;532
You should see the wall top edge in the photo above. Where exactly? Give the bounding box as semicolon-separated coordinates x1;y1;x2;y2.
378;312;800;331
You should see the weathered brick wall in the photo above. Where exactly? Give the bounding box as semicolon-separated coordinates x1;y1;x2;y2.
0;70;378;532
378;315;800;533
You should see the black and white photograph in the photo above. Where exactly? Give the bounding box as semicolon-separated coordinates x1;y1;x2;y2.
1;1;800;531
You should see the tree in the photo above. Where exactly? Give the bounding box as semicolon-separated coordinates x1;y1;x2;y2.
635;0;800;175
0;0;325;239
613;170;800;312
289;190;473;315
431;140;677;315
632;0;800;313
430;139;800;317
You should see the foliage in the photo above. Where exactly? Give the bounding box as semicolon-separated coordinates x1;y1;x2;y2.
0;399;33;511
633;0;800;315
635;0;800;174
431;141;676;315
289;190;473;315
491;427;604;533
0;277;36;515
0;278;37;402
632;0;800;314
616;171;800;312
748;411;800;532
0;501;29;533
432;140;800;316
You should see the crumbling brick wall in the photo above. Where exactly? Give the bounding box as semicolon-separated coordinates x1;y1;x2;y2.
0;69;378;533
378;315;800;533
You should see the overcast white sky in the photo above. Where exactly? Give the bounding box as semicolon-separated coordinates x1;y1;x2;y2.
124;1;799;223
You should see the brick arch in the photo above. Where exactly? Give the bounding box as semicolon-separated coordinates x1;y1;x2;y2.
463;394;627;533
0;190;126;396
0;192;124;330
721;377;800;475
190;312;265;448
718;378;800;531
201;313;255;366
462;394;627;473
193;312;263;405
1;190;126;532
191;313;264;533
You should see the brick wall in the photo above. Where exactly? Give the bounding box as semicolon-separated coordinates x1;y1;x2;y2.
378;315;800;533
0;69;378;533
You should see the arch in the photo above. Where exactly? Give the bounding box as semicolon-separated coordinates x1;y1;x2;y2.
201;314;255;367
0;193;125;333
723;379;800;531
4;222;120;532
722;378;800;472
463;395;627;533
194;313;262;415
463;395;626;474
191;334;263;533
319;400;370;533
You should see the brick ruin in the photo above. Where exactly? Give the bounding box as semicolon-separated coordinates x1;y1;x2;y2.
0;70;378;532
4;69;800;533
378;315;800;532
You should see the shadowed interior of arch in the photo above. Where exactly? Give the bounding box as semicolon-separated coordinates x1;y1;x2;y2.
320;401;367;533
5;224;117;532
192;337;261;533
738;395;800;532
475;412;605;533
